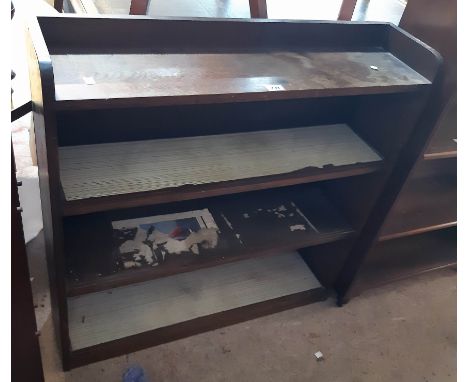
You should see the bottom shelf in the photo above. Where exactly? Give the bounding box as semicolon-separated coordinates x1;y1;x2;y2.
355;227;456;292
68;251;326;362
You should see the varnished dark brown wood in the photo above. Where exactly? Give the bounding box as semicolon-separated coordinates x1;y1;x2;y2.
56;96;356;146
26;16;72;370
334;74;442;303
249;0;267;18
38;16;387;52
28;14;441;369
352;228;456;295
337;0;357;21
386;25;441;83
300;239;354;289
323;91;428;234
68;288;326;369
335;0;455;303
49;49;431;111
12;147;45;382
129;0;148;15
64;187;354;295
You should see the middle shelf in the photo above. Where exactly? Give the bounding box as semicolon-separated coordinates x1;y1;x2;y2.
59;123;383;216
64;187;354;296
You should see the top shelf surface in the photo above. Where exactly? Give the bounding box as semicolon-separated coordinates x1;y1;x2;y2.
50;50;430;110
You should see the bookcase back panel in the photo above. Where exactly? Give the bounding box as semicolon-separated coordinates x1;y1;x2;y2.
56;97;355;146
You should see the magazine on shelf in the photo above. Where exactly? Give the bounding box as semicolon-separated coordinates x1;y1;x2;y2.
112;209;219;269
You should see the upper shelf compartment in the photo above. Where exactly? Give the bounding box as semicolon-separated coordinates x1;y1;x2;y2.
34;16;440;110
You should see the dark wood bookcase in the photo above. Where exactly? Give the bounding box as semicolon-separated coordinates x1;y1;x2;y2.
336;0;456;300
27;15;441;369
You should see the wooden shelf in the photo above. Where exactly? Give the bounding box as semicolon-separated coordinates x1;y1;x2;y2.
424;129;456;160
379;172;456;241
65;187;353;296
424;142;456;160
60;124;383;216
68;252;326;352
50;51;430;110
355;228;456;291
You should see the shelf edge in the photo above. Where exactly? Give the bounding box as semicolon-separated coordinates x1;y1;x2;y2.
379;221;456;242
53;84;430;111
423;150;457;160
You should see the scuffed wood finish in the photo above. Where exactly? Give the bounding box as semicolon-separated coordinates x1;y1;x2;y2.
65;187;354;295
59;124;382;202
335;0;455;304
28;15;441;368
50;51;430;110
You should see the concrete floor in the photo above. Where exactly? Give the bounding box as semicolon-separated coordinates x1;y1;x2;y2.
29;224;454;382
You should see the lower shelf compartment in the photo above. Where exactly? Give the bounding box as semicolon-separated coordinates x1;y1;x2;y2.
354;227;456;292
65;186;353;296
68;252;326;359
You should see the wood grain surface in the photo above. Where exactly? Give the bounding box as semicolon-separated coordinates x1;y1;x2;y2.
50;51;430;109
